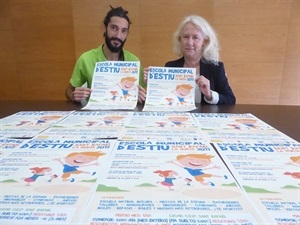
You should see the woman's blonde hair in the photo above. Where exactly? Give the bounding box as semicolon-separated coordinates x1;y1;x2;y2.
172;15;220;65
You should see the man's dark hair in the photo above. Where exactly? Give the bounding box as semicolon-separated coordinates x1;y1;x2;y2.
103;5;131;28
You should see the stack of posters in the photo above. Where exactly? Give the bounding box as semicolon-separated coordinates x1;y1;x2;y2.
0;109;299;224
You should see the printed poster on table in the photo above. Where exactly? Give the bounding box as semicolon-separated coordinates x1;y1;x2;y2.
0;111;73;139
36;111;133;139
79;140;265;225
192;113;298;143
82;61;140;110
143;66;197;112
214;141;300;225
0;138;116;225
118;111;205;141
0;138;28;150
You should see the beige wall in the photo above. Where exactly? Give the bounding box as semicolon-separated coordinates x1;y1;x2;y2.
0;0;299;105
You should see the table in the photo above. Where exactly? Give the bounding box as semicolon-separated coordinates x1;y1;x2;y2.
1;100;300;224
0;100;299;142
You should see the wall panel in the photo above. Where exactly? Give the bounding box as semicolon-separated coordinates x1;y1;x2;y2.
0;0;75;100
0;0;299;105
280;63;299;105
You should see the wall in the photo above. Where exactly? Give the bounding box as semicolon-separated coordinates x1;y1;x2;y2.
0;0;299;105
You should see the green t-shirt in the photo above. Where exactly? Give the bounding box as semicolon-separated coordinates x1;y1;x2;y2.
70;44;146;88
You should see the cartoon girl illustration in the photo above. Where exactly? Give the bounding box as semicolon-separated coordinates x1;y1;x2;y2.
227;123;241;130
156;121;167;128
119;77;137;101
284;156;300;185
54;151;105;182
173;84;193;105
101;115;125;126
23;167;52;186
86;121;97;127
154;170;179;191
284;172;300;180
168;153;227;186
166;98;174;106
16;121;31;126
110;91;119;101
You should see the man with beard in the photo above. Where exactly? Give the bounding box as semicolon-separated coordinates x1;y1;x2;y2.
65;5;146;104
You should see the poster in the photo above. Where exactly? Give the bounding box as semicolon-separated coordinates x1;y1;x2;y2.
80;140;265;224
192;113;297;143
118;111;205;141
214;141;300;225
82;61;140;110
0;111;72;139
0;138;116;224
143;67;197;112
0;138;27;150
36;111;133;139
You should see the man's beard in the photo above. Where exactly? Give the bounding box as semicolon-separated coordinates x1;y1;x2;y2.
104;33;126;53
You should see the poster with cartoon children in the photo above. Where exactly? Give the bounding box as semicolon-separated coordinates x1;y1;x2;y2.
0;138;115;224
82;61;140;110
79;140;265;224
118;111;205;141
0;111;72;138
143;66;197;112
36;111;133;139
192;113;298;143
214;141;300;224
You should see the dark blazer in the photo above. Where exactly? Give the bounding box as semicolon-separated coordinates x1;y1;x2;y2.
165;57;236;105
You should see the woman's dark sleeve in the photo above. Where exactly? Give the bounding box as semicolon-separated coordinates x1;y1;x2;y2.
213;62;236;105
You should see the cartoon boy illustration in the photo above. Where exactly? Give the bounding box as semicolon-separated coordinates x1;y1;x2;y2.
286;155;300;167
23;167;52;186
169;153;227;186
168;116;189;127
54;151;105;182
119;77;137;101
154;170;179;191
173;84;193;105
234;118;259;130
